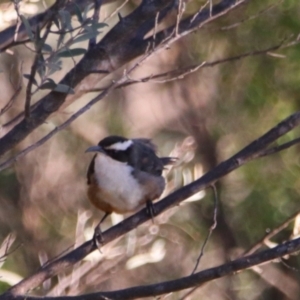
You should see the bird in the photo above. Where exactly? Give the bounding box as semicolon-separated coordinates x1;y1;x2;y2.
85;135;175;244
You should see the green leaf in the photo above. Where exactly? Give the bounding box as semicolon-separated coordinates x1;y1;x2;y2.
94;22;108;29
40;79;74;94
82;4;93;21
72;32;99;44
40;78;56;90
42;43;52;52
54;84;74;94
53;17;60;29
57;48;86;57
59;10;72;31
23;74;38;86
20;15;34;41
36;56;46;80
56;32;65;49
48;60;62;76
73;4;83;23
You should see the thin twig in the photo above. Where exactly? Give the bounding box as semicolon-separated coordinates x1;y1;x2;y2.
24;0;67;119
121;0;229;80
0;0;256;159
0;82;116;172
244;210;300;256
190;1;209;24
84;37;289;93
89;0;102;48
3;238;300;300
140;0;247;67
103;0;129;22
179;286;199;300
0;62;23;116
152;12;160;50
191;184;218;274
12;0;22;43
3;29;290;170
256;137;300;158
175;0;185;37
0;233;21;263
49;25;84;34
218;0;283;31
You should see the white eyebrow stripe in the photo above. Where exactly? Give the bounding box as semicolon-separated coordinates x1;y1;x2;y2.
106;140;133;151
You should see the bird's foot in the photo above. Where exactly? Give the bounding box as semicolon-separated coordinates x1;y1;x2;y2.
92;212;110;249
146;200;157;224
93;225;104;251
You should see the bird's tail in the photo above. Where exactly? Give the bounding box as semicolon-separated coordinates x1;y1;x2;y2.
160;157;177;166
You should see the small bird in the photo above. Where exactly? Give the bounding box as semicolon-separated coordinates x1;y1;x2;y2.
85;135;175;243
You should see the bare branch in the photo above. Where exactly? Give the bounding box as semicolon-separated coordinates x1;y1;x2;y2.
0;0;177;157
0;82;116;172
2;237;300;300
2;111;300;295
256;137;300;158
244;210;300;256
85;37;290;93
1;35;287;172
0;233;16;262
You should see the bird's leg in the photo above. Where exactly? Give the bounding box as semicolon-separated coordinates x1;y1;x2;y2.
146;200;157;223
93;212;110;246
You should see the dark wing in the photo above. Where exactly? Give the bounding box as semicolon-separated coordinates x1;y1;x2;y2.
133;139;177;167
86;155;96;184
132;138;157;151
129;139;175;176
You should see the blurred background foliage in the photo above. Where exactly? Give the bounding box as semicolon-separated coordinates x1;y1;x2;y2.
1;0;300;299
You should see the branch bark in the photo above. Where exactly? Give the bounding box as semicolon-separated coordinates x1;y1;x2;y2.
0;0;242;158
2;237;300;300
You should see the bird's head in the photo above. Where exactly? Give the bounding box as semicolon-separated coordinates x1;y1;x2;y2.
85;136;134;163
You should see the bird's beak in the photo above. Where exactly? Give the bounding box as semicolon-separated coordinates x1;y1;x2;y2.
85;145;105;153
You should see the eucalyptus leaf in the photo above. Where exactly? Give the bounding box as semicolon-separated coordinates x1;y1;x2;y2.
40;82;55;90
48;61;62;76
23;74;38;86
82;4;93;21
54;84;74;94
53;17;60;29
73;32;99;44
74;4;83;23
42;43;52;53
59;10;72;31
40;78;56;90
37;57;46;80
20;15;34;41
57;33;65;49
94;22;108;29
57;48;86;57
